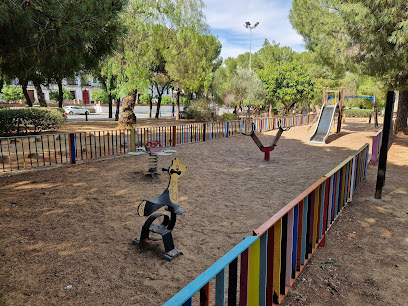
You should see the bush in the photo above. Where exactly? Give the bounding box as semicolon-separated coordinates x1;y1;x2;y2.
91;90;108;104
0;108;66;136
139;94;151;104
180;98;220;121
161;96;172;105
2;86;24;102
343;108;373;117
221;113;238;121
49;87;72;102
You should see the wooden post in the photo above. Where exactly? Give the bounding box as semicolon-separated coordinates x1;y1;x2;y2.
130;128;136;152
375;91;395;199
172;126;176;147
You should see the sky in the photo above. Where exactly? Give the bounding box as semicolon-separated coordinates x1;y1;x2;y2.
203;0;305;60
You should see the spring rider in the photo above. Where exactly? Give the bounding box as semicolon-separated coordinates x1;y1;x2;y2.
246;120;290;160
132;158;188;261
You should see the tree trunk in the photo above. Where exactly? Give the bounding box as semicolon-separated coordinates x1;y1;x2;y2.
21;80;33;107
0;77;4;94
171;88;175;118
395;90;408;134
33;80;47;106
155;94;162;119
57;79;64;108
118;90;137;129
108;94;113;118
115;98;120;121
149;96;153;118
268;102;272;117
176;91;180;120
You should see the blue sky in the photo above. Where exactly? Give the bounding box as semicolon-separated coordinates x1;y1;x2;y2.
203;0;305;60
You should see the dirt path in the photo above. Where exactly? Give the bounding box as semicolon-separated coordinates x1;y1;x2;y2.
1;122;406;305
282;134;408;306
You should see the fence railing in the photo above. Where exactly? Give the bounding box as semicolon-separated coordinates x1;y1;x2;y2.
0;114;315;173
164;143;370;306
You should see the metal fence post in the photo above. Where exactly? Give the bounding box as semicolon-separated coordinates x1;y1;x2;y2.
69;133;76;164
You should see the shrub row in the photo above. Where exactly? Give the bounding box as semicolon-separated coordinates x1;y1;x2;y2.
0;108;66;136
343;108;374;117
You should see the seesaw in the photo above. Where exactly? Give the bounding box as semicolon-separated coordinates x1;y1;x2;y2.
245;120;290;160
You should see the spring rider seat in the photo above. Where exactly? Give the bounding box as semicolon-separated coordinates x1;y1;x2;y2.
132;158;188;261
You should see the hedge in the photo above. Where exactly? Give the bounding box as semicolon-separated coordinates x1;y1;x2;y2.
0;108;66;136
343;108;374;118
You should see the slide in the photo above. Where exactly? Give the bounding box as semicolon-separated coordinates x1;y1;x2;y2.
309;103;338;143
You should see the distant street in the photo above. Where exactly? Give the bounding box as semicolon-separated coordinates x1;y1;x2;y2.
66;105;233;122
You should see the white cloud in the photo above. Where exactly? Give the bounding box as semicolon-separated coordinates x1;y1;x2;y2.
203;0;305;59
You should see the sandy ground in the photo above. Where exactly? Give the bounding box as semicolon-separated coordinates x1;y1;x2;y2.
282;133;408;306
1;121;406;305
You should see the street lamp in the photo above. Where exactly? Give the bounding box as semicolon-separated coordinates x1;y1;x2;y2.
244;21;259;117
244;21;259;70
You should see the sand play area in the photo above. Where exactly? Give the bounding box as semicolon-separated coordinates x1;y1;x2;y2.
1;122;382;305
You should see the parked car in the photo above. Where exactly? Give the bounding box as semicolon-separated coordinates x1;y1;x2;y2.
63;106;90;115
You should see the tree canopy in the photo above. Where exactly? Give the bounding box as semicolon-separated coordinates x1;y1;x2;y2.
290;0;408;131
0;0;125;107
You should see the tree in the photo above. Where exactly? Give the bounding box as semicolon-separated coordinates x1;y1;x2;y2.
0;1;125;107
290;0;408;132
258;63;315;115
165;28;222;119
230;67;266;114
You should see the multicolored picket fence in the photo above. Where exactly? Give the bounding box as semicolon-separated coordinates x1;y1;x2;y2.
164;143;370;306
0;115;315;173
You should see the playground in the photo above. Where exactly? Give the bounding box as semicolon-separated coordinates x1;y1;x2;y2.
1;121;406;305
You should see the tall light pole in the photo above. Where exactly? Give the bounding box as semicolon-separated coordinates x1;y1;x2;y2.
244;21;259;117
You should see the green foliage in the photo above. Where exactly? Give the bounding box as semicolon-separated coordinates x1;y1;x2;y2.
161;96;172;105
343;109;373;118
221;113;238;121
0;0;126;104
139;94;151;104
230;67;266;107
91;90;108;104
258;62;315;114
1;86;24;102
49;87;72;102
0;108;66;135
180;98;219;121
290;0;408;89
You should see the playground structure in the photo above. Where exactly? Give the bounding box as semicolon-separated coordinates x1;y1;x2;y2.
310;88;377;144
309;88;345;143
132;158;188;261
128;141;177;177
246;120;290;160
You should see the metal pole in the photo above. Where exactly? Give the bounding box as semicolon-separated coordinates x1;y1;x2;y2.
248;28;252;118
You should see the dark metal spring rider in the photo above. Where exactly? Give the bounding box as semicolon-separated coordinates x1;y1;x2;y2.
132;158;188;261
245;120;290;160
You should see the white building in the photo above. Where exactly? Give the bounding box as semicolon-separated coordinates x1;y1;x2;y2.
11;76;102;105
